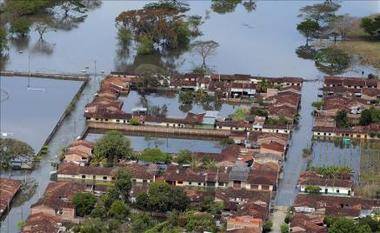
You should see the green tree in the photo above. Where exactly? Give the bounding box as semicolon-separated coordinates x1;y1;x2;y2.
359;107;380;126
305;185;321;194
0;26;7;56
108;200;129;220
361;16;380;38
185;211;216;233
263;220;273;233
72;218;108;233
281;224;289;233
93;130;132;165
9;18;31;37
175;149;192;164
297;19;320;46
358;216;380;232
335;110;350;128
130;213;156;233
73;192;97;217
115;1;201;55
329;218;371;233
139;148;171;163
298;2;340;25
191;40;219;69
200;196;224;215
315;47;351;75
114;169;132;201
179;91;194;104
137;181;189;212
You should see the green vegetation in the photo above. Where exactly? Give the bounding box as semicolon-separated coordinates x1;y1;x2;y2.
312;100;324;110
329;217;372;233
174;149;192;164
297;19;320;46
130;213;157;233
199;196;224;215
211;0;256;14
304;185;321;194
179;89;214;106
129;117;140;126
0;138;34;169
309;165;352;177
0;26;7;56
298;2;340;25
220;137;235;147
9;18;32;38
251;108;268;117
114;169;132;201
73;192;97;217
335;110;350;128
185;211;217;233
93;130;133;166
280;223;289;233
115;1;201;55
265;116;291;126
314;47;351;75
263;220;273;233
136;181;189;212
359;107;380;126
361;15;380;38
138;148;172;163
108;200;129;220
191;40;219;69
231;107;249;121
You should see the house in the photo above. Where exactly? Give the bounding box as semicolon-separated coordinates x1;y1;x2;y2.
260;141;286;157
30;182;86;223
0;178;22;218
298;171;354;196
228;161;250;189
290;213;327;233
22;212;65;233
62;140;93;166
10;156;33;170
293;194;380;218
227;215;262;233
57;162;116;183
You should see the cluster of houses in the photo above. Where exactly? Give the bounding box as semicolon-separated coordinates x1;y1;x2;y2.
84;72;303;139
18;130;292;233
289;167;380;232
18;72;306;232
313;76;380;139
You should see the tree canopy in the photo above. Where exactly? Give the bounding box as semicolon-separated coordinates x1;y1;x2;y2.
191;40;219;69
114;169;132;201
315;47;351;75
115;1;202;55
93;130;132;165
359;107;380;126
334;110;350;128
73;192;97;217
298;2;340;25
329;218;372;233
136;181;189;212
361;15;380;38
297;19;320;45
138;148;172;163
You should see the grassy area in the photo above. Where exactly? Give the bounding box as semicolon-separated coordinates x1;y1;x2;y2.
335;40;380;69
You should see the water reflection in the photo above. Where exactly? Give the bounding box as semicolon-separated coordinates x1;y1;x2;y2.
121;90;237;118
85;133;222;154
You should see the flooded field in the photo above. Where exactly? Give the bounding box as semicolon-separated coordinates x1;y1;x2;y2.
121;90;237;118
310;140;361;182
0;77;82;151
86;133;222;154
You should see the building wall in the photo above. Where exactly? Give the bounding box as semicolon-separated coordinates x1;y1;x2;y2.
300;185;352;196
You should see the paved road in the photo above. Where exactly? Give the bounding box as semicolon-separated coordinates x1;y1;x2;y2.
275;81;321;206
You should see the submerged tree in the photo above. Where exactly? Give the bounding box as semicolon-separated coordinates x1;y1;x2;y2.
297;19;320;46
211;0;256;14
115;1;202;55
298;2;341;25
191;40;219;69
314;47;351;75
0;26;7;56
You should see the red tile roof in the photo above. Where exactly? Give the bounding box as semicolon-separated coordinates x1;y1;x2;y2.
0;178;22;216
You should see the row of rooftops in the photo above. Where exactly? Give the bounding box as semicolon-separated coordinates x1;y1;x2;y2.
0;178;22;218
313;76;380;136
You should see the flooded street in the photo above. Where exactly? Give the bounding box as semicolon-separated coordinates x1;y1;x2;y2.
275;81;322;206
1;1;379;232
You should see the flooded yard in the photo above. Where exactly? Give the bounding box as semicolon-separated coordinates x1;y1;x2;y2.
121;90;237;118
85;133;222;154
0;77;82;151
310;140;361;182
